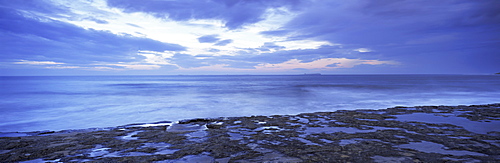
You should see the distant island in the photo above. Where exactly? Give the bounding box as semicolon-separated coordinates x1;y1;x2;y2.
496;72;500;75
303;73;321;76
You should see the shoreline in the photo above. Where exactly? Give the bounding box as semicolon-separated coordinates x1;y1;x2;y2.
1;104;499;162
2;103;498;135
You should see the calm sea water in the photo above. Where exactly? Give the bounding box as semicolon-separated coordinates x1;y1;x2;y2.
1;75;499;132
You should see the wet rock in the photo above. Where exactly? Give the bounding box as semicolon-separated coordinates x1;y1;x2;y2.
1;104;499;162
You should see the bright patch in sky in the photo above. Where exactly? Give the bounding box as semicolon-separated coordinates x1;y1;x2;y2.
354;48;372;53
45;0;352;72
52;0;308;55
45;0;363;72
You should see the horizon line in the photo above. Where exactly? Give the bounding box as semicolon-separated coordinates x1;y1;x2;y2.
1;73;498;77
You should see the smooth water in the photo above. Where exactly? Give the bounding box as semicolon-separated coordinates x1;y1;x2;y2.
1;75;499;132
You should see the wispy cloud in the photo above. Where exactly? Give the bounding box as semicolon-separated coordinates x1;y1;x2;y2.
104;64;162;70
45;66;82;69
14;60;65;65
255;58;399;71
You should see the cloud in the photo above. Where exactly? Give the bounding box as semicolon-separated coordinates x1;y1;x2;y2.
287;1;499;46
173;57;398;74
255;58;398;71
198;34;220;43
354;48;372;53
84;17;109;24
326;63;341;68
0;0;71;17
258;0;500;73
240;45;349;64
126;23;142;28
258;42;285;52
214;39;233;46
14;60;65;65
275;40;334;51
104;63;162;70
2;0;498;75
106;0;306;29
0;5;186;66
157;43;398;73
197;35;232;46
45;66;82;69
169;54;210;68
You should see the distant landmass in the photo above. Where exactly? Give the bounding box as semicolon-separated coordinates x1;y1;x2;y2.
303;73;321;76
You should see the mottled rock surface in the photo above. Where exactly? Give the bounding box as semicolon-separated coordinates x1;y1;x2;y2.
1;104;499;162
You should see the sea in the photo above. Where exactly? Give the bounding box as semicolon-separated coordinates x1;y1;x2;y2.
1;75;499;132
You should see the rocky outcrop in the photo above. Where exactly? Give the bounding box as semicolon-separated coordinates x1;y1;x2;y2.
1;104;499;162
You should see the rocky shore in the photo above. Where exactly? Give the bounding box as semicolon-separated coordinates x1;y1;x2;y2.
1;104;499;163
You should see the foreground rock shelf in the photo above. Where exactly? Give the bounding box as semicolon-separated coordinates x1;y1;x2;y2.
1;104;499;162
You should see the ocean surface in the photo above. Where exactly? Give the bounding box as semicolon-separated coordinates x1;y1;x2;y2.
1;75;499;132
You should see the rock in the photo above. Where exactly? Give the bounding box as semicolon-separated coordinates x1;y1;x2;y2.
0;104;499;162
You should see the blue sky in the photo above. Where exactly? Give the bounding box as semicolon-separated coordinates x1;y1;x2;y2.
0;0;499;75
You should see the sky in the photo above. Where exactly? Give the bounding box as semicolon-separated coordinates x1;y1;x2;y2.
0;0;499;75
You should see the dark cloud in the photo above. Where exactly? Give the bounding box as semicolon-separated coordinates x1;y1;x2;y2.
197;36;233;46
0;6;186;66
276;0;499;45
106;0;306;29
259;0;500;73
198;35;220;43
214;39;233;46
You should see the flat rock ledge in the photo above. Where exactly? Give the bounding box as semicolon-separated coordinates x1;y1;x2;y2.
1;104;499;163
